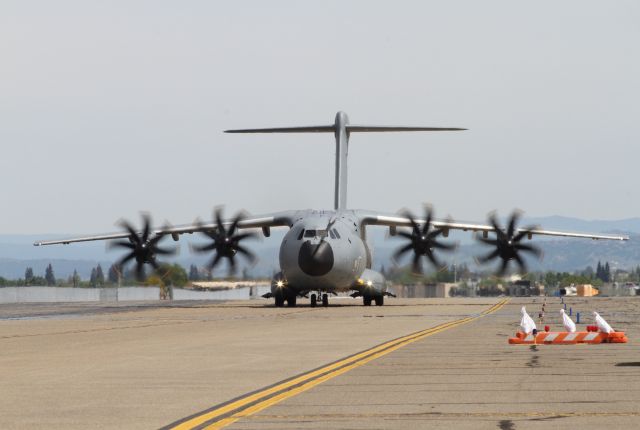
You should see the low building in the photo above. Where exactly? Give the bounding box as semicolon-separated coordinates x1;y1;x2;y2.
190;281;265;291
392;283;456;298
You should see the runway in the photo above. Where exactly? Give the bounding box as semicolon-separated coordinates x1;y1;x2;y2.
1;297;638;429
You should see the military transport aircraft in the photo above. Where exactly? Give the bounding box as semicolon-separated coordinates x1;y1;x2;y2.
34;112;628;307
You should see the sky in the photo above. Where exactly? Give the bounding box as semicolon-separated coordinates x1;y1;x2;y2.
1;1;639;235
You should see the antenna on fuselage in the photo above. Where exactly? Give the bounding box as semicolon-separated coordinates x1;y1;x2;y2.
225;112;466;211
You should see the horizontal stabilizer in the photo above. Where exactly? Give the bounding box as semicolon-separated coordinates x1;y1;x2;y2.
347;125;466;132
225;126;334;133
225;125;466;133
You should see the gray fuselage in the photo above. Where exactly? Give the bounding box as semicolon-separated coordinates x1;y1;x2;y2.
276;210;384;295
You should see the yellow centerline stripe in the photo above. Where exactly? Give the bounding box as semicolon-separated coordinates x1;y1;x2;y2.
168;299;508;430
207;299;509;429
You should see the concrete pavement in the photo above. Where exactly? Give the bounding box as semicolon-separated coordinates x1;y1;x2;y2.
0;297;496;429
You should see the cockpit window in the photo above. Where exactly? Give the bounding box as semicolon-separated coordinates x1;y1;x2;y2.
332;228;341;239
297;228;305;240
303;229;328;238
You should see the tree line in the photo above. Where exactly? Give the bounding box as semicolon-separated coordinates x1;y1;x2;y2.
0;262;257;287
386;260;631;289
0;263;189;288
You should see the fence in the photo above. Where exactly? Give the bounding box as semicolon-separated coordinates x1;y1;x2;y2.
0;286;160;304
0;285;270;304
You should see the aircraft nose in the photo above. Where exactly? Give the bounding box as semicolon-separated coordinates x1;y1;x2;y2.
298;240;334;276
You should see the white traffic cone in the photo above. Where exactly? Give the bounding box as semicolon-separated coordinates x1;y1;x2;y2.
560;308;576;333
520;306;537;334
593;311;614;333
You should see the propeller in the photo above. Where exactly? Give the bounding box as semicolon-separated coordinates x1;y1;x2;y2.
191;208;256;274
475;211;542;276
392;207;456;273
109;213;176;281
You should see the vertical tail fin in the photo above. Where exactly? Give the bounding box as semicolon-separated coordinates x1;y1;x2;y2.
225;112;466;210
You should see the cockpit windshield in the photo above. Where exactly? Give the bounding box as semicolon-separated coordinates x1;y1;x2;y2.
303;229;328;238
299;229;339;239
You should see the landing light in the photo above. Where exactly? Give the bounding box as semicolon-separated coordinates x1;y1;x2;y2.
276;280;284;288
367;280;373;287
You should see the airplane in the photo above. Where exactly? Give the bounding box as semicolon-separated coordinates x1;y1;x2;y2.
34;112;628;307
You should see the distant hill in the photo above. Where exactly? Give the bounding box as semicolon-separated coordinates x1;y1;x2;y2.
371;234;639;274
524;215;640;236
2;215;638;279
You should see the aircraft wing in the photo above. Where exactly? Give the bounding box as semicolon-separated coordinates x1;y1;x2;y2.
33;211;297;246
359;211;629;241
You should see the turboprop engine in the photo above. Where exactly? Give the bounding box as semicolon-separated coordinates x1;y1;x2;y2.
350;268;389;306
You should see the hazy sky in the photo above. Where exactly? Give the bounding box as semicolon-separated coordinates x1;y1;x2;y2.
1;1;639;234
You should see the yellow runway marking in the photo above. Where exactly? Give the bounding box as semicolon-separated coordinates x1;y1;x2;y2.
164;299;509;430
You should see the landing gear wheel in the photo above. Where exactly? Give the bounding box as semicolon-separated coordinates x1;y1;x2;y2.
286;295;297;307
363;296;372;306
374;296;384;306
322;293;329;307
310;294;317;307
275;294;285;307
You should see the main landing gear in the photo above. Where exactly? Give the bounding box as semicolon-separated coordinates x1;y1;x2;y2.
363;296;384;306
274;291;297;307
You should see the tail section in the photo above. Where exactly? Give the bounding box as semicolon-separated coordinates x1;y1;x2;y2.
225;112;466;210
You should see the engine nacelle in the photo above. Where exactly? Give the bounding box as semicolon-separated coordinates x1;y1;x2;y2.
355;268;387;296
270;271;287;296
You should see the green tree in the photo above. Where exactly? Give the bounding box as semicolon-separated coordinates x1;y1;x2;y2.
95;264;105;286
155;263;188;287
24;267;34;286
72;270;80;287
633;265;640;283
544;271;559;288
90;268;97;287
44;264;56;286
188;264;200;281
457;263;471;280
522;272;539;283
604;262;611;282
435;266;455;283
107;264;120;284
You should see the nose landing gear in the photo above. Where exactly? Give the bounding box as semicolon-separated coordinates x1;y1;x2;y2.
310;292;329;307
